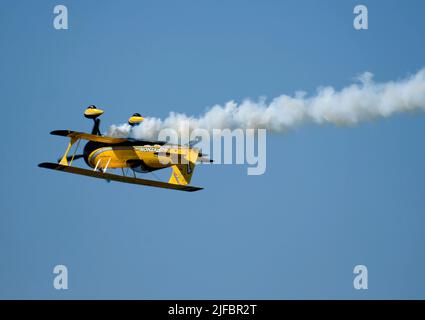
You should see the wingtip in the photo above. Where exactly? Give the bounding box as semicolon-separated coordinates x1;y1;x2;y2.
50;130;72;136
186;186;204;192
38;162;60;169
38;162;51;168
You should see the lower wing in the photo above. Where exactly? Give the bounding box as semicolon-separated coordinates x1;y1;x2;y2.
38;162;203;192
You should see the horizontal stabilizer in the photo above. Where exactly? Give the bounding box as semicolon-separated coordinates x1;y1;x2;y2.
198;156;214;163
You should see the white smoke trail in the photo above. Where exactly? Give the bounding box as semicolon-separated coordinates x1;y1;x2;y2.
108;68;425;140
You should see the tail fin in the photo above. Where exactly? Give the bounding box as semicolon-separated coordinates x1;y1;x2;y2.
168;149;199;186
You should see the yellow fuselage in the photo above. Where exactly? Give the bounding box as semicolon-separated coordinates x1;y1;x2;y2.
84;142;189;172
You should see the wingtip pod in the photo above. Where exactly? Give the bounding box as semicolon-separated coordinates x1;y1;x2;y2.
128;113;144;126
84;105;104;119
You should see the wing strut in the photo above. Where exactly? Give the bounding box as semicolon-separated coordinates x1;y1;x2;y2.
59;137;78;166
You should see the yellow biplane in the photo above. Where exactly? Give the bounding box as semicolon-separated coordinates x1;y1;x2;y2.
38;106;211;192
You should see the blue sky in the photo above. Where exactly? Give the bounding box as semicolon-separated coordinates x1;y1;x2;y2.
0;0;425;299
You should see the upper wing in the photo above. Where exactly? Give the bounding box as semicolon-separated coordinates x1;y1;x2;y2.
50;130;167;145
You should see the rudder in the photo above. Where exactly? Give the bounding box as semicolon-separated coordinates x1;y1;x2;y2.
168;149;199;185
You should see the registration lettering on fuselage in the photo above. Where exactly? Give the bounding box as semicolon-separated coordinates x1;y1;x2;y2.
135;146;167;152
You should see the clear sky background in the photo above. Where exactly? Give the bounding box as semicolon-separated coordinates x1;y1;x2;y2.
1;0;424;299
